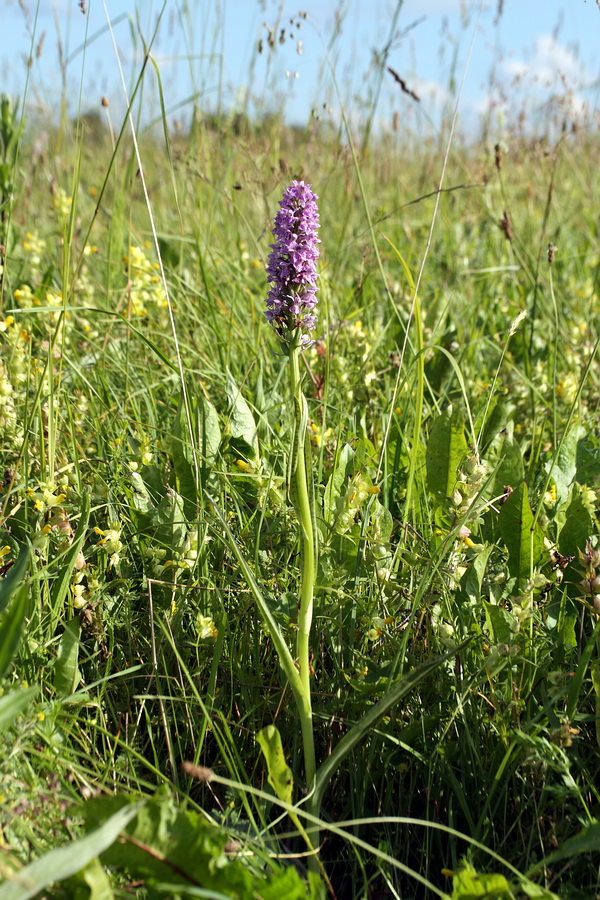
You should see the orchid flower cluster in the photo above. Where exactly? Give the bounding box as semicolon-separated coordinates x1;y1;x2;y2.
265;180;320;345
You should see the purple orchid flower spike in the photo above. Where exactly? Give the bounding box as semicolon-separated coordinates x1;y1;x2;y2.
265;180;320;345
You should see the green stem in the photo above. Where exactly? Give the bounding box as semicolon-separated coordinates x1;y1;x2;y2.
287;338;317;812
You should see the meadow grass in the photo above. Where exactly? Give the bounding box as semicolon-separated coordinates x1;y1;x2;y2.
0;6;599;899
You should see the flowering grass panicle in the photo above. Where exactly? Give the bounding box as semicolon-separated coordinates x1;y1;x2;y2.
265;180;320;344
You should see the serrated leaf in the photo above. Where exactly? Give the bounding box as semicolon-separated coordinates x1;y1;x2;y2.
426;406;468;500
257;724;294;806
226;371;258;457
82;793;253;896
498;482;544;586
0;685;39;733
54;616;82;697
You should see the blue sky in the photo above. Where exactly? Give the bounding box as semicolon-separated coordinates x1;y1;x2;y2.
1;0;598;135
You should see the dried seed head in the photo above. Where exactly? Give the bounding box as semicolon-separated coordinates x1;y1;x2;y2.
494;142;503;171
499;210;513;241
182;760;214;782
547;242;557;264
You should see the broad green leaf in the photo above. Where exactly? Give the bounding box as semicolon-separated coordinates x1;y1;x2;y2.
426;406;468;500
0;802;143;900
0;685;39;733
54;616;82;697
546;424;585;509
519;881;561;900
457;544;493;605
369;500;393;544
491;433;524;499
226;370;258;457
498;482;544;586
154;488;188;556
451;864;513;899
65;857;114;900
172;391;221;511
0;545;30;616
172;391;199;510
82;793;253;895
558;485;595;561
50;492;90;610
257;725;294;806
323;442;354;527
129;471;154;518
154;865;320;900
200;396;222;464
0;581;28;680
483;600;516;645
575;435;600;485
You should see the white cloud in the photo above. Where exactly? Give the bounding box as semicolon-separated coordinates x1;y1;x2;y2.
501;33;588;90
412;77;453;107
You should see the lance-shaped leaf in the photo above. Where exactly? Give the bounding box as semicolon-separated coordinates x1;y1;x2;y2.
426;406;468;501
226;370;259;458
498;481;544;586
257;725;294;806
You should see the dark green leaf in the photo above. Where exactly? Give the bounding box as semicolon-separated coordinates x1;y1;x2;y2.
0;545;30;616
426;406;468;500
498;482;544;586
54;616;82;697
0;581;28;680
483;600;516;645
